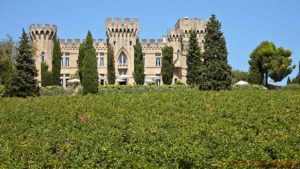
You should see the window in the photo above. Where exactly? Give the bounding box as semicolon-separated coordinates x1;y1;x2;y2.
61;58;64;66
113;41;116;46
129;41;132;47
100;57;104;66
119;53;127;65
155;53;161;67
177;50;180;60
41;52;45;62
65;57;70;67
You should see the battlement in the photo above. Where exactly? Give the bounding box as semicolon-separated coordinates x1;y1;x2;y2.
141;39;164;49
106;18;139;29
175;17;207;30
29;24;57;40
106;18;139;38
59;38;107;50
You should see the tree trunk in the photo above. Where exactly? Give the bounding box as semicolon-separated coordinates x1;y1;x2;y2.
265;73;268;87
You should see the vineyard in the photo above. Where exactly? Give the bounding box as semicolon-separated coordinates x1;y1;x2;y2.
0;90;300;168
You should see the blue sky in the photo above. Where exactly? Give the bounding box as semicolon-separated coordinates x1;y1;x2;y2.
0;0;299;84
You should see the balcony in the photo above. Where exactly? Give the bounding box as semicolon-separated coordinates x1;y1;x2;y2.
118;64;128;69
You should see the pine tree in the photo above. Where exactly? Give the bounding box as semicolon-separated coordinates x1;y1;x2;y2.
186;30;202;85
133;39;145;85
200;15;232;90
78;42;86;83
248;41;295;86
51;34;62;85
107;43;115;85
161;46;174;85
82;31;99;94
5;29;39;97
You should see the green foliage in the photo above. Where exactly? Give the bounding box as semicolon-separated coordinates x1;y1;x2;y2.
161;46;174;85
231;69;249;84
0;35;14;86
0;84;5;97
0;90;300;168
82;31;99;94
281;84;300;91
133;39;145;85
41;62;52;87
78;42;86;83
287;77;292;85
5;29;39;97
51;35;62;85
107;43;116;85
232;84;267;90
248;41;295;86
200;15;232;90
40;86;75;96
186;30;202;85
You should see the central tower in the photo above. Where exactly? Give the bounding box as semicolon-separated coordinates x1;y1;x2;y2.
106;18;139;84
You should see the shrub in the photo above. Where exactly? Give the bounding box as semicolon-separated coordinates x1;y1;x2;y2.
40;86;75;96
0;85;5;97
232;84;267;90
281;84;300;91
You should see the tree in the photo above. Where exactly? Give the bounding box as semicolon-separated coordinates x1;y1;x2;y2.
81;31;99;94
248;41;295;86
231;69;249;84
51;34;62;85
107;43;115;85
41;62;52;87
133;39;145;85
287;77;291;85
186;30;202;85
0;35;14;86
161;46;174;85
200;14;232;90
5;29;39;97
78;42;86;83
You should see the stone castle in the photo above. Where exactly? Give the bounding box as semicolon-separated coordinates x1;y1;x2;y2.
29;17;208;87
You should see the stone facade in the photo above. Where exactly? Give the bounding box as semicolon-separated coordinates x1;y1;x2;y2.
29;17;207;87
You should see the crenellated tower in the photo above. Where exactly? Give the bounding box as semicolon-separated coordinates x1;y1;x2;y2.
105;18;139;84
29;24;57;83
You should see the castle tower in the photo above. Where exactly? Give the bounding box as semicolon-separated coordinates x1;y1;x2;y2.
29;24;57;83
106;18;139;84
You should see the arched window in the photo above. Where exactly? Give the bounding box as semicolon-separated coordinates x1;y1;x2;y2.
41;52;45;62
177;50;180;60
118;53;127;65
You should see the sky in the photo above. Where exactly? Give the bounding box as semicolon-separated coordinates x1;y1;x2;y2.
0;0;299;85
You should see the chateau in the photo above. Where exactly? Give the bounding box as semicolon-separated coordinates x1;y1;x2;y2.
29;17;208;87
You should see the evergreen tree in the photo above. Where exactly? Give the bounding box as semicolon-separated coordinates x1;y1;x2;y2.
51;34;62;85
186;30;202;85
5;29;39;97
78;42;86;83
82;31;99;94
200;14;232;90
248;41;295;86
41;62;52;87
161;46;174;85
107;43;115;85
133;39;145;85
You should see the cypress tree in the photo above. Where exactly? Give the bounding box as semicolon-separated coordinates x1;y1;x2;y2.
51;34;62;85
161;46;174;85
41;62;52;87
82;31;99;94
200;15;232;90
133;39;145;85
5;29;39;97
186;30;202;85
78;42;86;83
107;43;115;85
